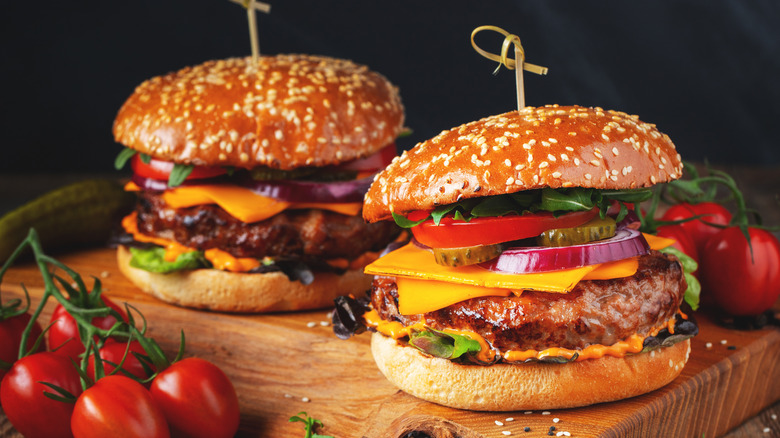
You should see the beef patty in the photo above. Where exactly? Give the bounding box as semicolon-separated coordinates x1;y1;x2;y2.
371;251;686;352
135;191;401;261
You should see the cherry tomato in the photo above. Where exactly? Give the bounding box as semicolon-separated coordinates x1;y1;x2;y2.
1;352;83;438
333;142;397;172
0;312;43;379
150;358;240;438
661;202;732;254
71;375;169;438
656;224;699;266
87;340;152;382
49;295;128;362
410;209;598;248
700;227;780;316
131;155;227;181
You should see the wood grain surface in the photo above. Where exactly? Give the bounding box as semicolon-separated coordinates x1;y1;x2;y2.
1;247;778;438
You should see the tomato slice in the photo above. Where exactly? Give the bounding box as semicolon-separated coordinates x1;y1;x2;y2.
131;155;228;181
333;142;397;172
410;209;599;248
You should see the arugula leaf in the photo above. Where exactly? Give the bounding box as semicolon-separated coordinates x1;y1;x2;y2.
168;164;194;187
392;187;654;227
128;247;209;273
409;329;482;360
660;246;700;310
139;153;152;164
114;148;137;170
539;188;595;212
391;212;428;228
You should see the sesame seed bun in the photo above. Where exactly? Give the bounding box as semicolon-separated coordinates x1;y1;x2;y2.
363;105;682;223
370;331;691;411
113;54;405;170
117;245;373;312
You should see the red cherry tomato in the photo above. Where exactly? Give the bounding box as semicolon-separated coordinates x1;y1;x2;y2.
131;155;227;181
71;375;170;438
410;208;599;248
87;340;153;382
1;352;83;438
700;227;780;316
0;312;43;379
49;295;128;362
150;358;240;438
661;202;732;254
656;224;700;266
334;142;397;172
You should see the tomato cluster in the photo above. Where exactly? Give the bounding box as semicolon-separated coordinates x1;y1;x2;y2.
0;230;241;438
657;201;780;316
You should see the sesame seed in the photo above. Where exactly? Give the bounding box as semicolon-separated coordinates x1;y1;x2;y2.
496;420;504;426
552;172;562;178
502;432;512;436
301;397;310;403
542;411;551;415
506;418;514;422
284;393;292;398
720;339;728;345
524;411;533;415
307;322;317;328
100;271;110;279
764;428;772;434
319;321;330;327
553;418;560;423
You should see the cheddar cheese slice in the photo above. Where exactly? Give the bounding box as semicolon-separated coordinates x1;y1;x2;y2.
162;184;362;223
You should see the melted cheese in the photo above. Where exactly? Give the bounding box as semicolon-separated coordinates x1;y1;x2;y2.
643;233;676;250
365;243;600;292
366;308;678;363
162;184;361;223
363;309;495;363
503;334;645;362
121;213;260;272
397;277;512;315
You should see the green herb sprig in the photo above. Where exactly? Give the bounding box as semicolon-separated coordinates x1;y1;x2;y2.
289;412;334;438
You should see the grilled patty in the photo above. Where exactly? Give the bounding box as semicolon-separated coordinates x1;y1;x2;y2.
135;191;401;261
370;251;686;352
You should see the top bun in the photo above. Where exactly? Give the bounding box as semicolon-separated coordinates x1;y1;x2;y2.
113;54;405;170
364;105;682;222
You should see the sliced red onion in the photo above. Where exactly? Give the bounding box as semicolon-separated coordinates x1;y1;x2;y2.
131;174;373;203
614;209;641;230
241;175;374;203
480;228;650;274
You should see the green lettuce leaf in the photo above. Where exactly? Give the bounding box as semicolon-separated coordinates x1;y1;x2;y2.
128;247;209;273
660;246;701;311
408;329;482;360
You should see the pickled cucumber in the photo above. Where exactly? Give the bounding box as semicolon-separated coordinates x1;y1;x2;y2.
0;179;135;263
433;243;504;267
537;216;616;247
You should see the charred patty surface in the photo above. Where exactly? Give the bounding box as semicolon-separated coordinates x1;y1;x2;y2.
136;191;400;260
371;251;685;352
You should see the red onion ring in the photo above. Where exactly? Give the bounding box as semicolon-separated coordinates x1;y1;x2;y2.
480;228;650;274
131;174;373;204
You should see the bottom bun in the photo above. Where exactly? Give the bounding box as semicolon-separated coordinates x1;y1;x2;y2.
371;331;691;411
117;245;372;313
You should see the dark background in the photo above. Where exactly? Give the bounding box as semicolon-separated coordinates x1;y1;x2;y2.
1;1;778;174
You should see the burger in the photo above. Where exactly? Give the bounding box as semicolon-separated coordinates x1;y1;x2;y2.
113;54;405;312
334;105;699;411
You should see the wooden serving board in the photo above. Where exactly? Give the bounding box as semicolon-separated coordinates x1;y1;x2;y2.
1;247;779;438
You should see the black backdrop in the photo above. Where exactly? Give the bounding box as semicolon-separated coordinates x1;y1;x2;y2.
2;1;778;173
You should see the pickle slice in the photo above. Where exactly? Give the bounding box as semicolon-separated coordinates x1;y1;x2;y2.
433;244;504;267
537;216;617;247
